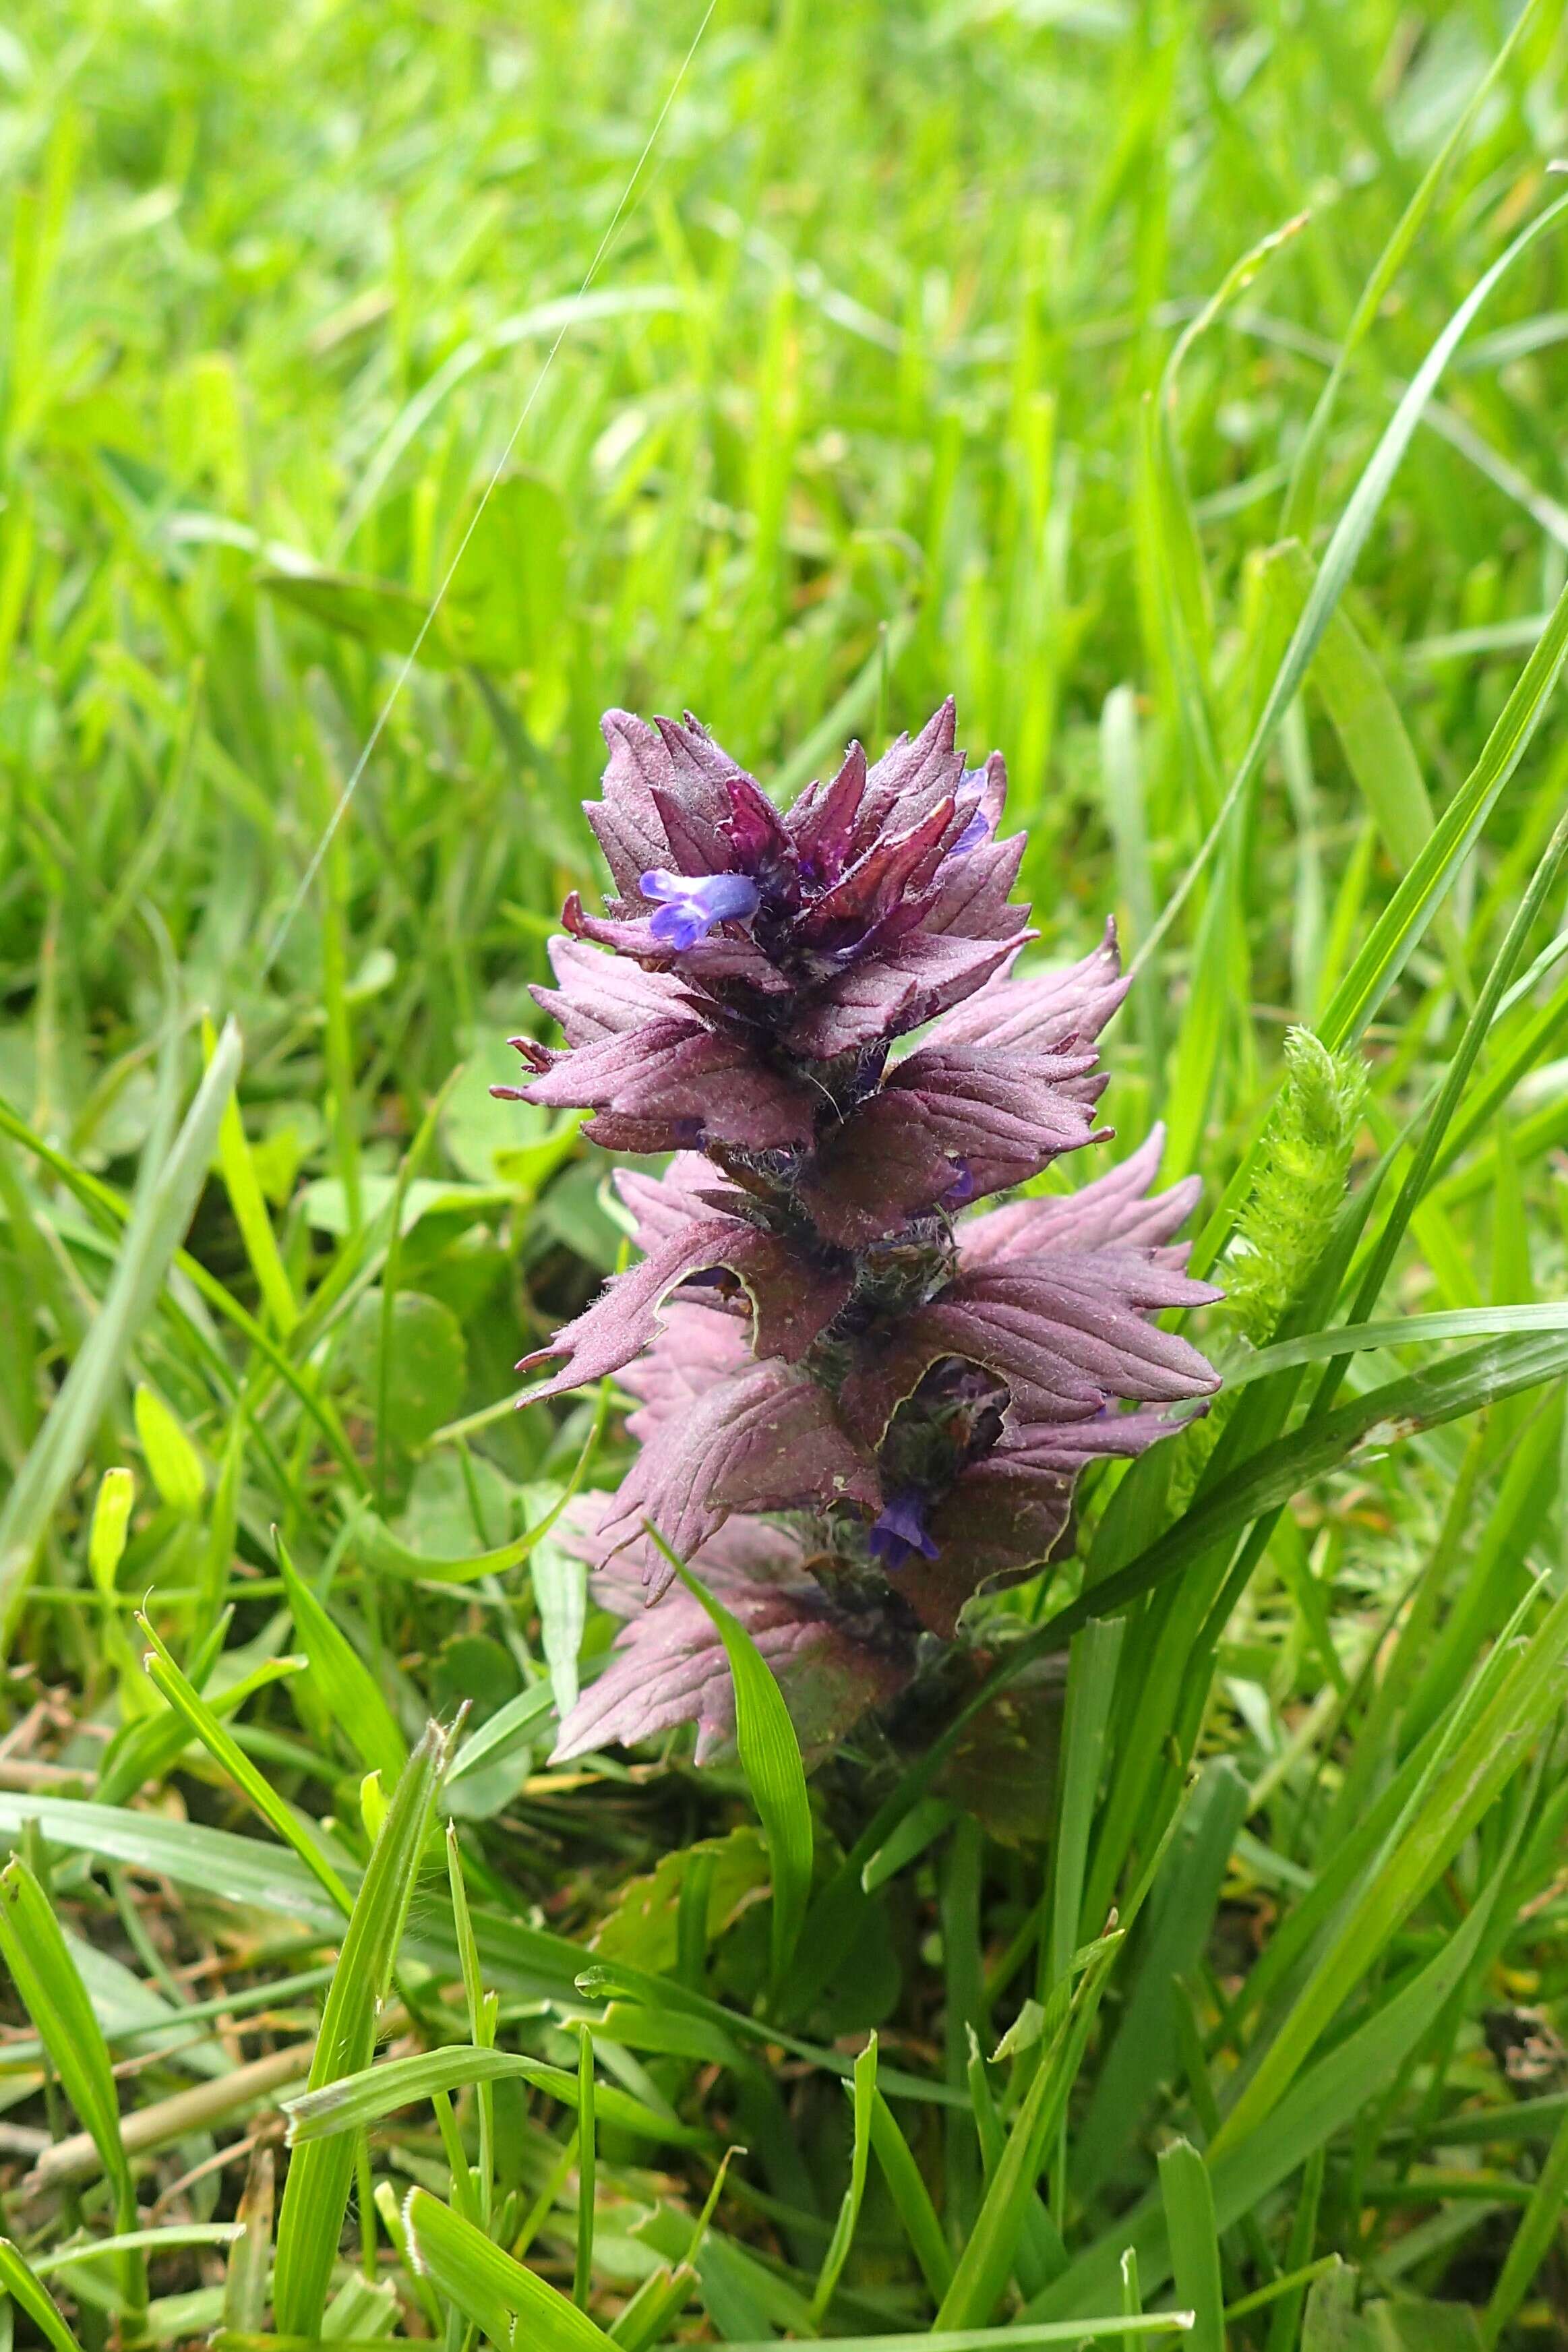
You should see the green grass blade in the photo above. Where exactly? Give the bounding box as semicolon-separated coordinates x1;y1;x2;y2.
607;2261;698;2351
223;2145;276;2334
936;1936;1124;2328
574;2023;597;2308
1157;2140;1224;2352
0;1859;146;2319
1480;2096;1568;2347
403;2186;615;2350
0;2237;86;2352
1265;538;1469;999
658;1537;813;1992
812;2034;878;2322
1031;1811;1521;2320
1047;1617;1124;1991
0;1018;242;1647
272;1722;452;2336
1133;189;1568;979
1215;1577;1568;2148
1279;0;1546;536
1226;1302;1568;1387
206;1013;299;1335
1320;576;1568;1051
138;1613;350;1916
868;2086;955;2303
283;2041;708;2149
274;1536;407;1788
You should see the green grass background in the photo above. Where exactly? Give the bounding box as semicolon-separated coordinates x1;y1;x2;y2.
4;0;1568;2343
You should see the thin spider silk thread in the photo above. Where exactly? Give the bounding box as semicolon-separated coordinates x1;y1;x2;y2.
257;0;721;982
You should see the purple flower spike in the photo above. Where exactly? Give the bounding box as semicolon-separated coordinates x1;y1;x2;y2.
868;1490;940;1569
500;702;1222;1766
640;868;760;948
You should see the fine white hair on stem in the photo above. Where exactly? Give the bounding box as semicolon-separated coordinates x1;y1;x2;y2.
258;0;721;982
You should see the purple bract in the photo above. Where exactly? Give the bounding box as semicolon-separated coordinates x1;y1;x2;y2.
501;700;1221;1765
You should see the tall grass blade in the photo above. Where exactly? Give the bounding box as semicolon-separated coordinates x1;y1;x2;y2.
272;1724;451;2336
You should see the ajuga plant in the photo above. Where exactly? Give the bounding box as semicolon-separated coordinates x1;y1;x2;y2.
498;700;1222;1767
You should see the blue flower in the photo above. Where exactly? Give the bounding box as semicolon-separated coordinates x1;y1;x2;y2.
640;868;760;948
868;1489;940;1569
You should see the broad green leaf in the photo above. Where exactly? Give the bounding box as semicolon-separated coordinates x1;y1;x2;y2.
258;564;446;661
259;475;566;676
587;1826;768;1976
342;1288;466;1450
440;469;569;675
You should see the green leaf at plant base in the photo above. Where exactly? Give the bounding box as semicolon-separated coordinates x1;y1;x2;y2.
342;1287;466;1450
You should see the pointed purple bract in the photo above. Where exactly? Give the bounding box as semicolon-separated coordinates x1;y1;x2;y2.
502;702;1222;1763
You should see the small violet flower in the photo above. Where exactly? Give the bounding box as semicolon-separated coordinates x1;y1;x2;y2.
868;1492;940;1569
640;868;760;949
500;699;1222;1770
